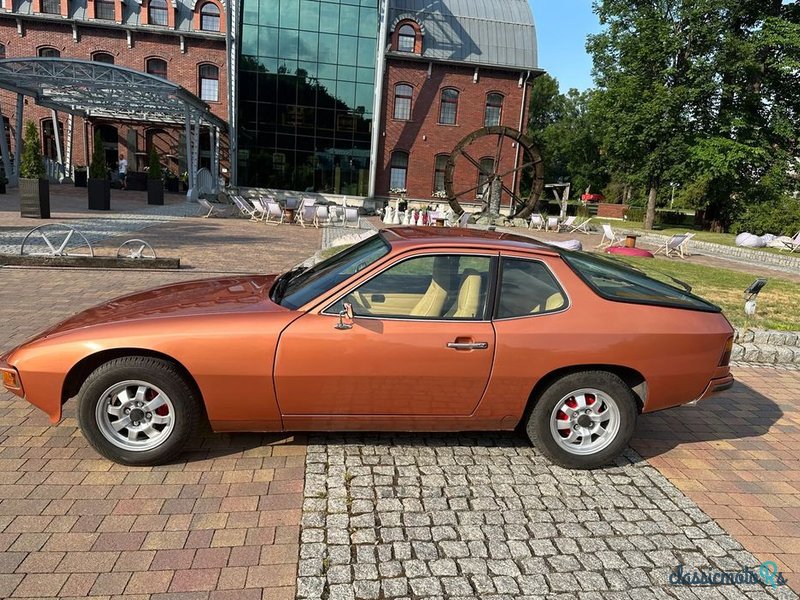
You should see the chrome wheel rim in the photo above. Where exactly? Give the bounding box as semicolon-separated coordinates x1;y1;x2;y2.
549;388;621;456
95;380;175;452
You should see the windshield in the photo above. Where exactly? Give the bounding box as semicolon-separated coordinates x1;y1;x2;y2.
562;251;720;312
274;233;390;309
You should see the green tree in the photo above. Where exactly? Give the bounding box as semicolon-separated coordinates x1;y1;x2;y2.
148;146;162;180
19;121;45;180
89;133;107;180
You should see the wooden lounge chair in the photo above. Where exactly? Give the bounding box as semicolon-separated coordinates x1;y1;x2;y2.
232;196;260;221
198;198;224;218
529;214;544;230
654;233;693;258
596;224;623;249
263;200;284;225
568;217;592;234
558;216;577;232
780;231;800;253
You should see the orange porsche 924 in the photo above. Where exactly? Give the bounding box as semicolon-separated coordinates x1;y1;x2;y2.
1;227;734;469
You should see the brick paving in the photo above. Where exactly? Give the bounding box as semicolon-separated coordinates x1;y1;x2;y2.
634;366;800;593
1;201;800;598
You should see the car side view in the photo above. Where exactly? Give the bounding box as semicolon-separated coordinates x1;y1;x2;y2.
1;227;734;469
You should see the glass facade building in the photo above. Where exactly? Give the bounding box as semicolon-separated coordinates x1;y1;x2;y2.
237;0;379;193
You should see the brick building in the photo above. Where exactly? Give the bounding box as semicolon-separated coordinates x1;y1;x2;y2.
375;0;540;208
0;0;226;181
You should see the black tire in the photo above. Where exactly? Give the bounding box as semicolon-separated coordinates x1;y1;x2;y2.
526;370;638;470
76;356;201;466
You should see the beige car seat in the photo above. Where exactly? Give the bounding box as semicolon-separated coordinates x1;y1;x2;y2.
446;269;484;319
409;256;452;317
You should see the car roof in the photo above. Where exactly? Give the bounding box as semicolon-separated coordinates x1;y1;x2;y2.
380;226;561;255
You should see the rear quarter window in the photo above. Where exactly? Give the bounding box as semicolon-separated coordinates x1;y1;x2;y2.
496;257;567;319
562;251;720;312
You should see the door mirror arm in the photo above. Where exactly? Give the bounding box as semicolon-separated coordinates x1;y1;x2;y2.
335;302;354;330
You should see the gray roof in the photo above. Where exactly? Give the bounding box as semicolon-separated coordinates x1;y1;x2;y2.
388;0;538;71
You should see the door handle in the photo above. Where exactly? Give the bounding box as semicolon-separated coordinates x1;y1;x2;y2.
447;341;489;350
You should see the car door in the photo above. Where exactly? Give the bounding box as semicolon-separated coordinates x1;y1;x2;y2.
273;252;497;416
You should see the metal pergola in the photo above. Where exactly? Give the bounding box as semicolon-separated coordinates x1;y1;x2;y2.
0;58;228;201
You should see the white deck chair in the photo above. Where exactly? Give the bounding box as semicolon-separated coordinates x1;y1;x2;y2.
569;217;592;234
233;196;259;221
198;198;224;218
558;216;577;232
529;214;544;230
263;200;284;225
596;224;623;248
284;197;300;210
546;216;560;231
453;212;470;228
428;211;444;225
343;207;361;229
296;202;319;228
315;205;331;227
250;197;268;221
780;231;800;253
654;233;693;258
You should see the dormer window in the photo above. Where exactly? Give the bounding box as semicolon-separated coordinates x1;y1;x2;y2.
398;24;416;52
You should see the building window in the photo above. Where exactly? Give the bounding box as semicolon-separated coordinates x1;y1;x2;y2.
92;52;114;64
41;0;60;14
477;157;495;198
148;0;168;26
393;84;412;121
200;2;220;31
0;44;6;58
439;88;459;125
433;154;448;193
199;64;219;101
146;58;168;79
390;151;408;190
397;24;416;53
485;93;504;127
95;0;115;20
38;47;60;57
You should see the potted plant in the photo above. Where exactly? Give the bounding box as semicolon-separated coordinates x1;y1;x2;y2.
73;165;87;187
179;170;188;193
164;169;179;193
19;121;50;219
88;133;110;210
147;146;164;206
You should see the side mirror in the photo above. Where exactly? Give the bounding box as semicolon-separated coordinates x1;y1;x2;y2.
335;302;354;330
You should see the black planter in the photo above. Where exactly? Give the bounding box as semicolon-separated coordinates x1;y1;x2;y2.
147;179;164;205
20;178;50;218
164;178;179;193
0;180;6;194
88;178;111;210
74;170;87;187
127;171;148;192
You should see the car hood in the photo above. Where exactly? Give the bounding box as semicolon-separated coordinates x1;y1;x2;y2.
38;274;283;339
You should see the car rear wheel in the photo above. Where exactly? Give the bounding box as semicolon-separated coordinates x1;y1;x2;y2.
526;371;637;469
77;357;200;466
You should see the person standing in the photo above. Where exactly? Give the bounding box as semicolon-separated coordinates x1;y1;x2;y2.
118;154;128;190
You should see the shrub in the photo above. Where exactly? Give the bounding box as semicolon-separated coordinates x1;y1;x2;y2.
148;146;162;180
89;133;107;180
731;197;800;236
625;207;646;223
19;121;45;179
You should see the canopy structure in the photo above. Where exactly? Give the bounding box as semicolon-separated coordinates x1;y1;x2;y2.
0;58;227;200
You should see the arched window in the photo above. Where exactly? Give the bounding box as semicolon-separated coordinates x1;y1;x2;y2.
41;0;61;14
439;88;459;125
38;46;60;58
200;2;220;31
92;52;114;64
198;64;219;101
0;44;6;59
397;24;417;53
393;84;412;121
477;157;495;198
433;154;448;193
146;58;168;79
148;0;168;26
390;151;408;190
485;93;504;127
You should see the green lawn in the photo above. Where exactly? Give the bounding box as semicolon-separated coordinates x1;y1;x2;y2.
615;256;800;330
593;218;787;254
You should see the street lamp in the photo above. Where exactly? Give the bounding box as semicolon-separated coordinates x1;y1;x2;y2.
670;182;680;208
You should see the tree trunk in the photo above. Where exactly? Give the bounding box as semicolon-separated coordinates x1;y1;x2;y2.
644;184;658;230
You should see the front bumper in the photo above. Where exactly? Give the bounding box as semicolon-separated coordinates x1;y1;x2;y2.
0;353;24;398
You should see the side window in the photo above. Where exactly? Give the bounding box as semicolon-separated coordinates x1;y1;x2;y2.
332;255;492;320
497;257;566;318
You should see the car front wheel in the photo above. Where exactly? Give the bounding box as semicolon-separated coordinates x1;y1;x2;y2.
77;356;200;466
526;371;638;469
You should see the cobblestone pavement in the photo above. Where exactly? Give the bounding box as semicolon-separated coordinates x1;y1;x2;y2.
300;433;797;600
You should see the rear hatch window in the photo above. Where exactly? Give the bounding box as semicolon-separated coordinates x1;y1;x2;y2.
562;251;720;312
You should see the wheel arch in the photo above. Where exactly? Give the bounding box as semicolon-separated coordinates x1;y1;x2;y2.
62;348;205;412
524;364;646;421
